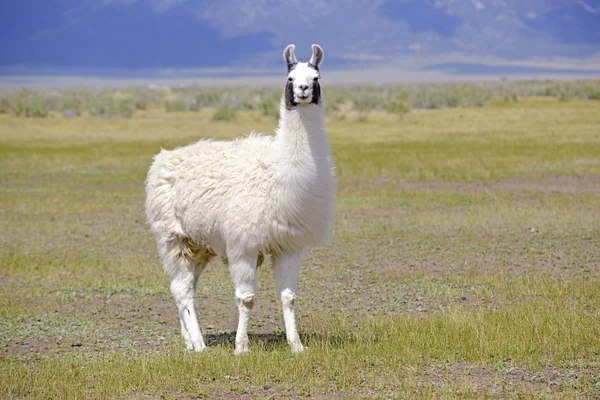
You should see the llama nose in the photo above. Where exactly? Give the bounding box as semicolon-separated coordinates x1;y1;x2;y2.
298;84;309;91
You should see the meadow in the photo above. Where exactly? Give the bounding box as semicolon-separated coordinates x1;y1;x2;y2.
0;81;599;399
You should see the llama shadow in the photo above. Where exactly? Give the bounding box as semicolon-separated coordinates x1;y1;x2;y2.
205;331;354;351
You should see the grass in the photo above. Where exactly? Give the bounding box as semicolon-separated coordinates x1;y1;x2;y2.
0;93;599;398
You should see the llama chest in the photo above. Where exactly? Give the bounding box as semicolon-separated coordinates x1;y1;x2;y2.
268;165;335;248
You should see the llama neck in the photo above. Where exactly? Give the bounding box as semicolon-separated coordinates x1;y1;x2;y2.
273;101;330;168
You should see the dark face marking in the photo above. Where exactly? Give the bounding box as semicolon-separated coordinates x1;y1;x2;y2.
311;79;321;105
285;80;297;110
287;62;298;73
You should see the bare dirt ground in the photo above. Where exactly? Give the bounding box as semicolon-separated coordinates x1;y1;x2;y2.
357;174;600;195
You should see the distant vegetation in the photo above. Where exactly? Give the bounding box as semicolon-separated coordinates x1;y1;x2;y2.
1;79;599;120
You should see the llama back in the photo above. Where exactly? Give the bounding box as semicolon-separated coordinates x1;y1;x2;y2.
145;135;277;258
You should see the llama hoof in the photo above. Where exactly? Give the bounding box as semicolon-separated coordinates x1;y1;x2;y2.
190;343;208;352
234;343;250;355
290;343;305;353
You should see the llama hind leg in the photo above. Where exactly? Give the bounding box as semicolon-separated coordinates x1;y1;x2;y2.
179;319;193;350
169;264;207;352
163;243;211;352
275;250;306;353
227;250;258;355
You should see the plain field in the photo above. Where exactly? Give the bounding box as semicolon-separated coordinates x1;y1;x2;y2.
1;96;599;398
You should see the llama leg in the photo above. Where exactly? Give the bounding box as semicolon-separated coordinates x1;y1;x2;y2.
275;250;306;353
179;319;192;350
228;251;258;355
169;261;207;352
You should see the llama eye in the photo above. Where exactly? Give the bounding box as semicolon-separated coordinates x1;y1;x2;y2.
313;77;319;81
288;77;293;81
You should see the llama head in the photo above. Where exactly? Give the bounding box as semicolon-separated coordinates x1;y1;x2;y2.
283;44;323;110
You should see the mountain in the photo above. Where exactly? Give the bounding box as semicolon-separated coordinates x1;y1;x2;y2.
0;0;599;72
0;0;274;70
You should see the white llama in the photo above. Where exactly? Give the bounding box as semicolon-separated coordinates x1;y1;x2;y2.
145;44;335;354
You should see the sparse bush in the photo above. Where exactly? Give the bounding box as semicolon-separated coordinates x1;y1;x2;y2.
10;92;27;117
62;97;82;116
385;90;410;116
134;98;148;110
212;104;236;121
7;91;50;117
351;90;379;112
588;91;600;100
194;91;222;109
356;109;369;122
88;95;134;118
89;95;112;117
352;93;373;121
426;97;441;110
330;111;346;121
44;92;63;111
0;98;9;114
503;93;519;103
116;99;134;118
260;100;279;120
325;99;340;114
26;98;48;117
165;100;187;113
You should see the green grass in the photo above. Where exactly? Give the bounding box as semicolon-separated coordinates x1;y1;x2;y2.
0;96;599;398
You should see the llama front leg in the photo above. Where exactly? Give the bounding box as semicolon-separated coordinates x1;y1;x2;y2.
275;250;306;353
170;265;207;352
228;251;258;355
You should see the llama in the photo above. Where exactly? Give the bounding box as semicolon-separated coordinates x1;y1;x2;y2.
145;44;335;354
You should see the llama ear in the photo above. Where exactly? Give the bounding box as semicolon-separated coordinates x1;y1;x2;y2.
283;44;297;67
309;44;324;68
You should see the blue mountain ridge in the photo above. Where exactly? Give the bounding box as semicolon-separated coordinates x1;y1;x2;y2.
0;0;599;71
0;0;274;69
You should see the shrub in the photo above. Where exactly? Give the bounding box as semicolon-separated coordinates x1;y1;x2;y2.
426;97;441;110
62;97;82;116
503;93;519;103
194;91;221;109
165;100;187;112
88;96;134;118
325;99;340;113
134;98;148;110
385;90;410;116
10;92;27;117
356;109;369;122
212;104;236;121
0;97;11;114
26;98;48;117
116;99;134;118
589;91;600;100
44;92;63;111
260;100;279;120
